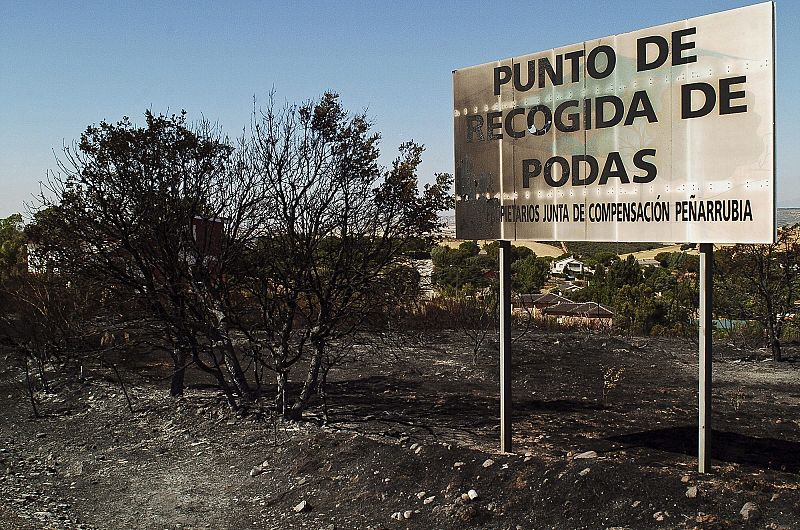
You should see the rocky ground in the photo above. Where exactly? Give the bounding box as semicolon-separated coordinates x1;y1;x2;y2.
1;331;799;529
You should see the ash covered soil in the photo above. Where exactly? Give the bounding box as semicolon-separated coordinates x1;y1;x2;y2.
1;332;799;529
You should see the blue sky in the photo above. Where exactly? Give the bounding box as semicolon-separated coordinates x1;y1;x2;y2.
1;0;797;217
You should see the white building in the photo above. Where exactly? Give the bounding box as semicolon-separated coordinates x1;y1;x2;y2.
550;256;592;276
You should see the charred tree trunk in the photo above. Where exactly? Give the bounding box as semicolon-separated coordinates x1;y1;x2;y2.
222;343;254;400
275;370;288;417
213;304;254;401
764;298;783;362
24;356;41;418
319;364;330;425
170;347;187;397
287;340;323;421
767;317;782;362
193;347;239;410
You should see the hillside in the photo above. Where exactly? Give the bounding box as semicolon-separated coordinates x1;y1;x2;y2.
2;333;798;529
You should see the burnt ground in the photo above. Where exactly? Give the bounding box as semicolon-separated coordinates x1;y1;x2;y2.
0;331;799;529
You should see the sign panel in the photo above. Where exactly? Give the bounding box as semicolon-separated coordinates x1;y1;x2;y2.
453;2;775;243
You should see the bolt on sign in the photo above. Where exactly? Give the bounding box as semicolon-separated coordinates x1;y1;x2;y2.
453;2;775;244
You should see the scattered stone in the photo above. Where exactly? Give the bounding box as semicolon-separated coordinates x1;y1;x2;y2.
292;500;309;513
487;502;496;512
453;461;465;468
523;456;532;463
409;443;419;451
686;486;698;498
740;502;760;521
482;458;494;468
403;510;413;519
416;491;426;499
423;496;435;505
460;493;470;502
391;511;402;520
770;493;780;502
579;468;591;476
467;489;479;501
767;523;791;530
574;451;598;460
414;446;422;454
653;511;667;522
249;466;263;477
631;500;641;508
680;474;691;483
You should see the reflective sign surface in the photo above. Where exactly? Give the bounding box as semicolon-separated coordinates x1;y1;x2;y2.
453;2;775;243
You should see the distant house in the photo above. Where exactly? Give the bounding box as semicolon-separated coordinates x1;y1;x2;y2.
637;258;661;268
513;292;574;316
542;302;614;328
550;256;592;276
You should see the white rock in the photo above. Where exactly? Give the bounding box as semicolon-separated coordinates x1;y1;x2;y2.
409;443;419;450
740;502;760;521
391;512;402;520
686;486;698;498
416;491;426;499
249;466;263;477
423;496;435;505
579;468;591;476
293;500;309;513
460;493;471;502
573;451;598;460
403;510;413;519
482;459;495;468
467;489;479;501
652;510;668;521
453;461;465;468
414;446;422;454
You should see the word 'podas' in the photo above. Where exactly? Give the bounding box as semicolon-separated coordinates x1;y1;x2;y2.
521;150;657;188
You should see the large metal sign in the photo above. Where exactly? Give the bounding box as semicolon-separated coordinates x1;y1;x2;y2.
453;2;775;243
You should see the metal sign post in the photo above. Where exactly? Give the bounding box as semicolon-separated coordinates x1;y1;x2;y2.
499;239;512;453
453;0;775;471
698;243;714;473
